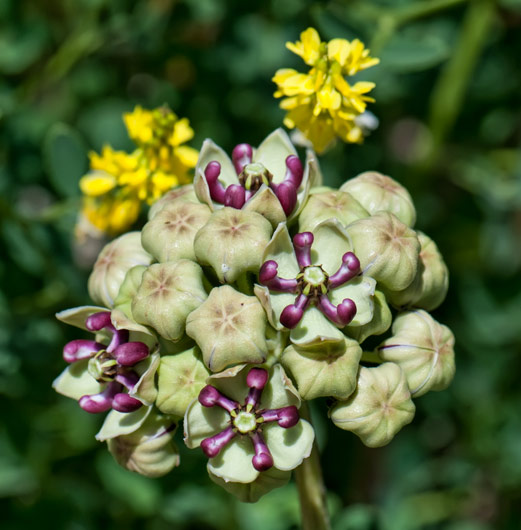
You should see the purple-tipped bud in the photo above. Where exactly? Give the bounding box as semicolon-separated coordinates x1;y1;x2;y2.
201;426;236;458
63;339;103;363
113;341;149;366
274;181;297;217
115;370;140;390
245;368;269;408
284;155;303;188
251;432;274;471
246;368;268;390
293;232;314;268
205;161;226;203
259;260;278;283
317;295;357;326
78;382;119;414
107;328;130;353
85;311;112;332
329;252;361;288
259;261;299;293
198;385;239;413
276;406;299;428
224;184;246;209
112;393;143;413
280;304;305;329
232;143;253;174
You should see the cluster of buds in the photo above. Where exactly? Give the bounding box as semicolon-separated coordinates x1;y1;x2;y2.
55;128;454;502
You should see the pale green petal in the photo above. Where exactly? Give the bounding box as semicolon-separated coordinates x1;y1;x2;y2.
243;185;286;228
264;419;314;471
290;307;345;348
96;405;152;441
209;467;290;502
259;364;300;410
52;361;104;400
208;364;249;404
193;170;214;210
55;306;107;330
208;437;259;483
195;139;237;187
183;400;229;448
130;352;160;406
330;276;376;326
346;290;392;343
254;128;297;183
311;220;353;275
262;223;299;278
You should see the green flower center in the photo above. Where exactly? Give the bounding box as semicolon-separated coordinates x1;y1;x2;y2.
239;163;273;191
233;411;258;434
88;352;117;382
302;266;326;286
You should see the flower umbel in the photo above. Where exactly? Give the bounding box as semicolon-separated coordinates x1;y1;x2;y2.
198;367;299;471
273;28;379;153
62;311;149;413
77;106;198;237
260;231;360;328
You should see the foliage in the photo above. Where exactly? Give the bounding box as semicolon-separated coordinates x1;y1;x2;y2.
1;0;521;528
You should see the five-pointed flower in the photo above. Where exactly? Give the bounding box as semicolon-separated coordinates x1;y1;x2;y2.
193;129;321;225
255;220;376;348
54;310;150;413
184;364;314;483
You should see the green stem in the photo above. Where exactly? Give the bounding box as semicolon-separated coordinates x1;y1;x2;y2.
295;402;331;530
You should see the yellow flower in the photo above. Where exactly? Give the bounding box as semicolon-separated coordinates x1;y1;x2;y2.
77;105;198;237
273;28;379;153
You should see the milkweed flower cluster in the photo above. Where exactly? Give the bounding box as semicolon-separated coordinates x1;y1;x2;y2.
77;106;198;238
54;126;455;502
273;28;379;153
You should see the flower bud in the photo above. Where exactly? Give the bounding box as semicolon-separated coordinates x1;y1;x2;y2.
155;346;210;418
108;413;179;477
298;190;369;232
185;285;268;372
340;171;416;227
329;363;415;447
377;310;455;397
345;290;392;344
194;207;273;284
385;231;448;310
131;260;208;341
346;212;420;291
113;265;147;321
147;184;198;219
141;201;212;263
282;337;362;400
88;232;153;308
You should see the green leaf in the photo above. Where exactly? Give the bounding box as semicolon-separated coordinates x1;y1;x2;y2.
43;123;88;197
380;34;450;73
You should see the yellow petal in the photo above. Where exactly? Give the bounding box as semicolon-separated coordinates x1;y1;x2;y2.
286;27;322;66
317;86;341;110
328;39;350;66
174;145;199;168
79;172;117;196
170;117;194;147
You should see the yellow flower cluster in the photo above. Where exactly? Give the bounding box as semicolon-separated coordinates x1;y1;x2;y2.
273;28;379;154
78;106;198;237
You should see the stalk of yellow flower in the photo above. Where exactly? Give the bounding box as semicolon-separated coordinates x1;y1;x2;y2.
273;28;379;154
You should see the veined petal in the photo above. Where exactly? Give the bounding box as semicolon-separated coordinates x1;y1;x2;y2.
311;219;353;275
96;405;151;441
261;223;300;278
183;399;229;448
52;361;104;400
290;306;345;347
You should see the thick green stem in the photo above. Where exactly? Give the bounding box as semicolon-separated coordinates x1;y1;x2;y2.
295;402;331;530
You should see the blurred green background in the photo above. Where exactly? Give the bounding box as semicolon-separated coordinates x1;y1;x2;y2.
2;0;521;528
